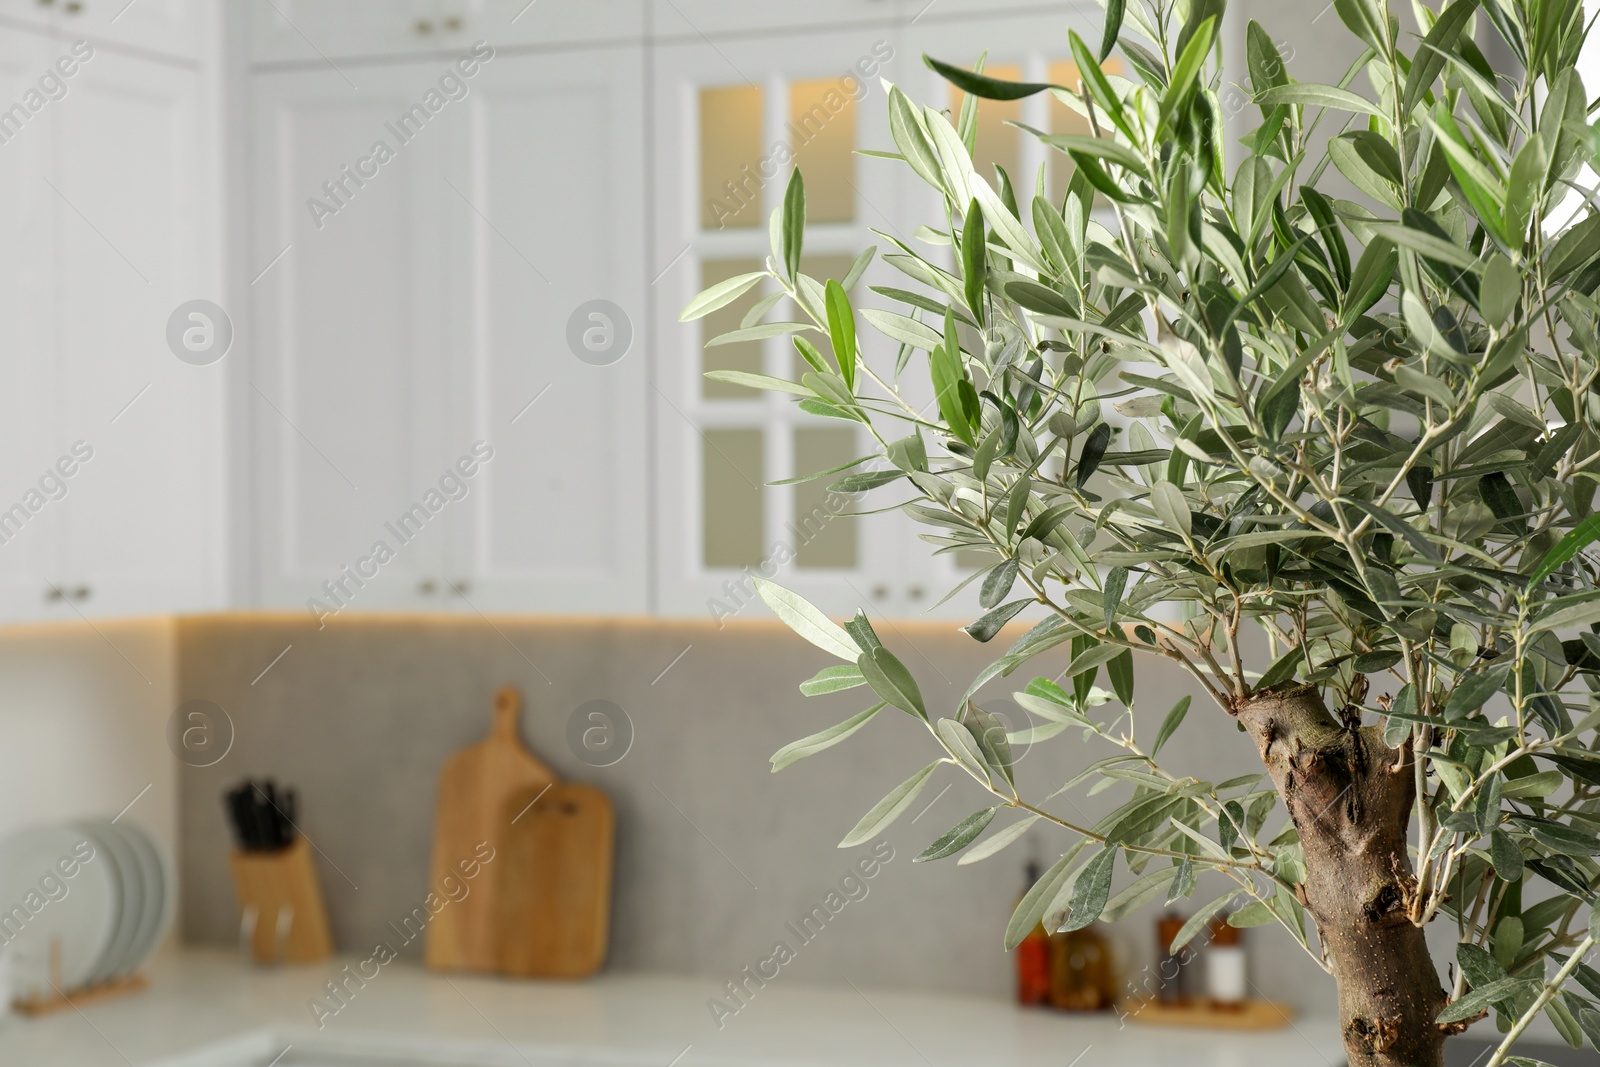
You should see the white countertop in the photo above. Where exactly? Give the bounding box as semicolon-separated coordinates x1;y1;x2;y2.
0;948;1347;1066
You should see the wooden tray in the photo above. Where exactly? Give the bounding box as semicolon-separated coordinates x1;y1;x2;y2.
1121;999;1294;1030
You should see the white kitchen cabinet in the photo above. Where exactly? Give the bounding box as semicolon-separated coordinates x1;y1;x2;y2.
246;0;644;66
650;9;1117;624
249;45;650;617
0;0;202;61
51;47;220;618
651;27;958;622
0;31;218;622
441;44;648;615
248;61;456;616
0;28;64;618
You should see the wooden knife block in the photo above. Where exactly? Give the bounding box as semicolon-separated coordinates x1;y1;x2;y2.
229;837;333;964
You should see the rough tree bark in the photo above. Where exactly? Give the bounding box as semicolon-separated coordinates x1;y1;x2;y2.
1232;684;1449;1067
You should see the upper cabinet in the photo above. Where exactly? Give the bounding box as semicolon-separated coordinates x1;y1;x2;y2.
0;30;220;623
441;44;648;616
649;9;1111;622
0;28;65;618
51;47;221;619
247;41;649;617
247;60;457;614
246;1;645;65
650;25;928;621
0;2;1119;623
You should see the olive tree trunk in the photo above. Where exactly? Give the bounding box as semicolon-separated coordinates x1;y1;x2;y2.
1233;685;1450;1067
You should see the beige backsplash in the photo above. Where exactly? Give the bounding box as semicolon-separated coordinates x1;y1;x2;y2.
147;611;1334;1007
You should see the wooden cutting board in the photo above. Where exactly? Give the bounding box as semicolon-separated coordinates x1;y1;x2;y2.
496;780;614;978
425;686;555;972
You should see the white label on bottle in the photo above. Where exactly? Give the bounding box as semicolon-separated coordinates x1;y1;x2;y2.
1207;946;1247;1003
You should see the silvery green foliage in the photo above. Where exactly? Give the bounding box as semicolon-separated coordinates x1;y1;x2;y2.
687;0;1600;1055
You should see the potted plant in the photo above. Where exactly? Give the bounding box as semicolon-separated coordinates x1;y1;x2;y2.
683;1;1600;1064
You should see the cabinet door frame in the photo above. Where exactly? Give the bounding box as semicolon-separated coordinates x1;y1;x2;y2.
651;25;930;622
0;24;66;621
247;60;458;615
440;41;650;616
50;45;222;618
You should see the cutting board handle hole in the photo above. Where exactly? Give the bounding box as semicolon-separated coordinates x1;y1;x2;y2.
492;686;522;739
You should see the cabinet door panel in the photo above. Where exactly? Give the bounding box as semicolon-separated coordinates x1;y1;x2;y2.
445;45;647;614
651;28;920;621
892;11;1108;622
0;30;62;620
51;49;218;617
250;64;456;613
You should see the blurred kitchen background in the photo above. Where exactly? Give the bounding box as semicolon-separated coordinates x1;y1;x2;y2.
0;1;1551;1065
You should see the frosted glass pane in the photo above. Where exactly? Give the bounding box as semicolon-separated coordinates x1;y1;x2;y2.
794;427;858;570
1047;59;1122;205
791;253;859;380
701;257;767;399
701;85;764;230
951;64;1022;188
703;429;765;568
789;78;857;223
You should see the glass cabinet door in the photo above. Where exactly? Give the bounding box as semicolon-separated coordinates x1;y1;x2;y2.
898;10;1119;622
652;22;922;621
654;8;1116;626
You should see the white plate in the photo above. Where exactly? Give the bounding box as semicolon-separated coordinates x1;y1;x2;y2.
93;820;155;980
0;824;117;998
71;821;133;987
111;821;167;976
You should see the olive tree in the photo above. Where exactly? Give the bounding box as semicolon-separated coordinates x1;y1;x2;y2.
683;1;1600;1064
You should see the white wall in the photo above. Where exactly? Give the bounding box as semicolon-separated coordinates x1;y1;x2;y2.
0;618;180;942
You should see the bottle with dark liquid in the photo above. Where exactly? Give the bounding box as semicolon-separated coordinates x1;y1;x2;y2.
1049;924;1115;1011
1014;862;1051;1006
1156;910;1195;1004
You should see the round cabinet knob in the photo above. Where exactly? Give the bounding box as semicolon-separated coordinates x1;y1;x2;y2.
63;0;82;12
450;580;471;596
442;16;463;31
45;586;64;601
907;586;925;601
36;0;56;8
870;584;890;600
418;579;437;595
71;586;90;601
414;18;435;34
